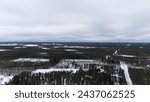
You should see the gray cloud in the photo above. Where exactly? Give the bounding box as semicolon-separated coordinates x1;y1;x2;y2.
0;0;150;42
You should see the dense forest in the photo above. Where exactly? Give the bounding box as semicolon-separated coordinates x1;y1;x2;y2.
0;42;150;85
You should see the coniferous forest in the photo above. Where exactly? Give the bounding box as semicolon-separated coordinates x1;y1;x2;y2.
0;42;150;85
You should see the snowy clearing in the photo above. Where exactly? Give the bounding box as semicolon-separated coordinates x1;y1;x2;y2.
14;47;26;49
0;49;7;51
12;58;49;62
116;55;136;58
24;44;38;47
40;52;48;55
0;43;18;46
120;61;133;85
38;46;50;50
65;49;77;52
63;45;96;49
41;47;49;50
32;68;80;74
0;74;14;85
113;50;118;55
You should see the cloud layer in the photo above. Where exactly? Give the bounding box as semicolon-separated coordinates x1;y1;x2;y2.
0;0;150;42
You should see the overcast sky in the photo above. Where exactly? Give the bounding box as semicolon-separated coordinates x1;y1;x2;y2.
0;0;150;42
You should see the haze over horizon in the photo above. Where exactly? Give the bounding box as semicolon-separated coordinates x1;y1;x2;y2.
0;0;150;42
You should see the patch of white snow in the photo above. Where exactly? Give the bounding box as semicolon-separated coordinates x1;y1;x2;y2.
12;58;49;62
120;61;133;85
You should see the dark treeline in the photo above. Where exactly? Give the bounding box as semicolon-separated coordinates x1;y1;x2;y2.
7;68;126;85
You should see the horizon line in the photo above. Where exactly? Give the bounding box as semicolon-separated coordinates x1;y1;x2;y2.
0;41;150;43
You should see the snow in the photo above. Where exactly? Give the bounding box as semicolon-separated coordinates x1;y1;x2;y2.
0;49;7;51
14;47;26;49
40;52;48;55
0;74;14;85
120;61;133;85
117;55;136;58
32;59;104;74
12;58;49;62
111;74;119;78
41;47;49;50
58;59;102;66
64;78;66;85
0;43;18;46
105;55;110;59
100;69;104;73
63;45;96;49
113;50;118;55
39;46;50;50
32;68;79;74
24;44;38;47
65;49;77;52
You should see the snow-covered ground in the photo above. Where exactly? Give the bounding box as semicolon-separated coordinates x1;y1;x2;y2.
0;74;14;85
113;50;118;55
38;46;50;50
57;59;103;67
24;44;39;47
62;59;100;63
32;68;80;74
32;59;104;74
14;47;26;49
12;58;49;62
112;50;135;58
65;49;77;52
40;52;48;55
0;58;140;85
63;45;96;49
41;47;49;50
120;61;133;85
116;55;136;58
0;43;18;46
0;49;7;51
